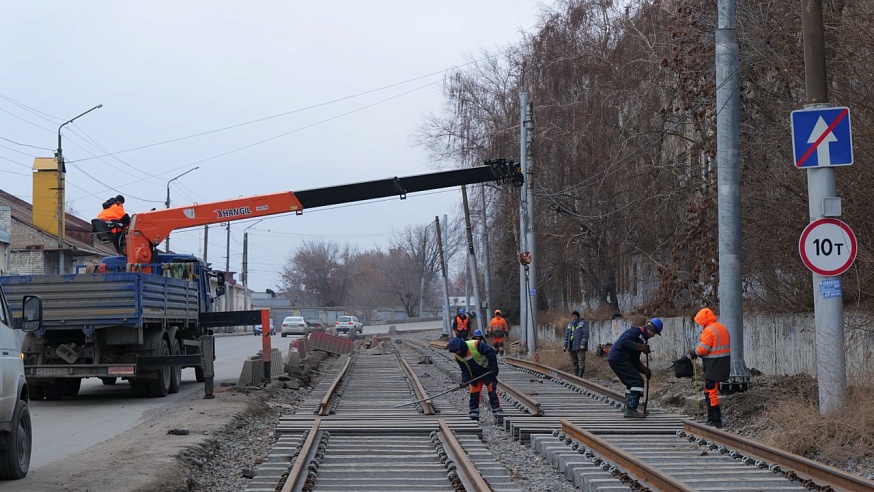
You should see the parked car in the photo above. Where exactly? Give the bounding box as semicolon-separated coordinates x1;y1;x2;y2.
334;315;362;334
253;319;275;336
305;318;326;333
281;316;308;337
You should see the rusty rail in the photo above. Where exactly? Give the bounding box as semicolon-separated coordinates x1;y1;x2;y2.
506;356;624;401
280;418;322;492
438;419;494;492
684;420;874;492
318;355;352;416
561;419;691;491
497;378;542;416
399;358;435;415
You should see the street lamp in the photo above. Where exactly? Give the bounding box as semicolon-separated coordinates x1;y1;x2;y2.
242;219;263;311
56;104;102;274
164;167;199;252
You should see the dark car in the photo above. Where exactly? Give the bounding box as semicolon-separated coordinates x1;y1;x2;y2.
305;318;326;333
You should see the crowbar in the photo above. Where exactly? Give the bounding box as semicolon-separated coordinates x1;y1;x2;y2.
393;372;491;408
643;350;651;415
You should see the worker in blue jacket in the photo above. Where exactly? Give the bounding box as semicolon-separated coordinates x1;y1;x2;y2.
448;337;502;421
607;318;663;418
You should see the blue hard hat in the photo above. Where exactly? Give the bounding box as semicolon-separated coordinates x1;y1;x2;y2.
647;318;664;335
459;308;466;315
447;337;465;353
473;329;483;337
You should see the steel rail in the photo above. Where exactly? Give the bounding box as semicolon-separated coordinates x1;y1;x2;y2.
561;419;691;492
505;356;625;401
280;417;322;492
496;378;543;416
318;356;352;416
684;420;874;492
438;419;494;492
399;357;436;414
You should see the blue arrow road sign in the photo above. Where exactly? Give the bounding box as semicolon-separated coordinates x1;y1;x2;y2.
791;107;853;168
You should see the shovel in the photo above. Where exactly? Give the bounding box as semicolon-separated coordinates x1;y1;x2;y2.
643;351;651;415
392;372;491;408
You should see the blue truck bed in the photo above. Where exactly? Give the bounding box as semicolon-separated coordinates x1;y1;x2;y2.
0;272;201;330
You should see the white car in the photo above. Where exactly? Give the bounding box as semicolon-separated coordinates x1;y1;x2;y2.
280;316;307;337
334;315;362;334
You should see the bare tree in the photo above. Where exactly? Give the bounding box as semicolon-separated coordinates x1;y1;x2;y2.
278;239;356;307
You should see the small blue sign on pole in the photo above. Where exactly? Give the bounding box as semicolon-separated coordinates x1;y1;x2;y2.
791;107;853;168
819;278;842;299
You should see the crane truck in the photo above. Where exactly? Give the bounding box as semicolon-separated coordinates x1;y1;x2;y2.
0;160;520;399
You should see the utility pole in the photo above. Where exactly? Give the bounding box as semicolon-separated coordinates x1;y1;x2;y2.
716;0;751;392
417;230;427;318
436;215;451;337
242;219;263;312
518;95;530;352
164;166;199;252
520;93;538;354
203;225;209;264
802;0;847;415
56;104;102;274
225;222;231;273
461;185;486;330
480;184;492;319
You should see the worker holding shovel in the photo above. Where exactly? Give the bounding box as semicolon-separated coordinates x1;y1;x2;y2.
607;318;663;418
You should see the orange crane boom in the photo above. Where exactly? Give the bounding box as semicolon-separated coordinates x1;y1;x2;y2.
124;160;520;267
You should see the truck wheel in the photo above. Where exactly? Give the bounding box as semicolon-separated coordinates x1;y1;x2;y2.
0;399;32;479
194;366;205;383
148;339;171;397
169;338;182;394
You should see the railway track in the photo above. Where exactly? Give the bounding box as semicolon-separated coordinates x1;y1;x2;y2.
243;334;874;491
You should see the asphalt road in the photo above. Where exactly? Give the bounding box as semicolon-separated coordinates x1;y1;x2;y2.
26;320;443;471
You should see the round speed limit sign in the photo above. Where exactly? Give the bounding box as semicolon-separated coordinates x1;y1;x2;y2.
799;218;857;276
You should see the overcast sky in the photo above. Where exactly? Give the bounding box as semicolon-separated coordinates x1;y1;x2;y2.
1;1;552;292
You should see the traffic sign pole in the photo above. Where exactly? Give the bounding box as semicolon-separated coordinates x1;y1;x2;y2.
800;0;846;415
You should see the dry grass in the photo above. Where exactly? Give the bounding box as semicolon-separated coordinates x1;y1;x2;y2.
756;377;874;468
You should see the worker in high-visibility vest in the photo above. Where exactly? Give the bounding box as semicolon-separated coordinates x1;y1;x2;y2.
448;337;502;421
452;308;470;340
689;308;731;428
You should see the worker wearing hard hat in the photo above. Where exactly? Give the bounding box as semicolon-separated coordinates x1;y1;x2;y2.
447;337;502;421
607;318;663;418
488;309;509;356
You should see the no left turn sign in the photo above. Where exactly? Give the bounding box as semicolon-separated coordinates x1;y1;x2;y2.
799;218;857;276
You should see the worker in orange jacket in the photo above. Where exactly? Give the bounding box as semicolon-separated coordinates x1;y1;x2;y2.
452;309;471;340
689;307;731;428
488;309;508;356
96;195;130;251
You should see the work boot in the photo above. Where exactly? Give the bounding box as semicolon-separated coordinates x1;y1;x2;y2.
577;366;585;378
623;392;646;418
707;405;724;428
468;409;480;421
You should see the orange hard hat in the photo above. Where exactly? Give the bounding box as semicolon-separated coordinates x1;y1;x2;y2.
494;309;502;316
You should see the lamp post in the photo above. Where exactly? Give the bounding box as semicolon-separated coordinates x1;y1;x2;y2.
242;219;263;312
164;166;199;252
57;104;102;274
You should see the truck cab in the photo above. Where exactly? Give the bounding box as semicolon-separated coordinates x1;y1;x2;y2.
0;286;42;479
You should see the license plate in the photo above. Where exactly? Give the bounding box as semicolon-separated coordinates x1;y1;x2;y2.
33;367;71;376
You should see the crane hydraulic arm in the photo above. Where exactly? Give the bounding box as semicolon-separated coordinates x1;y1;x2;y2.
125;159;520;266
